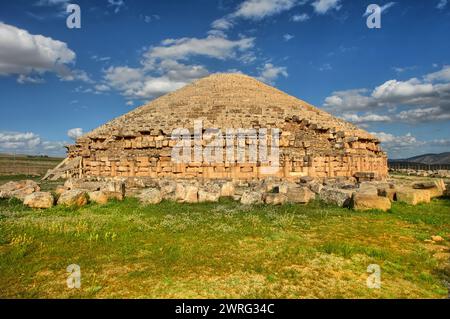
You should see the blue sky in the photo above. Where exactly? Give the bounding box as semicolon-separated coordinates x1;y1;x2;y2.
0;0;449;158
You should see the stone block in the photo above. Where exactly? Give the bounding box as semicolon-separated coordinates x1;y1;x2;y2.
351;193;391;211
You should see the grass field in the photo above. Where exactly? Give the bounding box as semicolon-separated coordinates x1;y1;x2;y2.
0;154;62;177
0;196;449;299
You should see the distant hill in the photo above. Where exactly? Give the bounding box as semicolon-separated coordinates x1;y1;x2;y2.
390;152;450;165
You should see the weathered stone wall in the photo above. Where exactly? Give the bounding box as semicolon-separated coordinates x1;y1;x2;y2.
67;121;387;181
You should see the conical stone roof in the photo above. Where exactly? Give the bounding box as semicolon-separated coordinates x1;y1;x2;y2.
84;73;378;142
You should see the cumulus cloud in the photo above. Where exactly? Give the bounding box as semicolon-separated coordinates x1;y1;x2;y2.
323;66;450;124
0;131;66;155
0;22;75;77
324;89;373;112
103;61;209;100
143;35;255;62
311;0;342;15
257;63;288;84
102;34;257;101
67;128;83;140
0;22;91;84
371;78;434;102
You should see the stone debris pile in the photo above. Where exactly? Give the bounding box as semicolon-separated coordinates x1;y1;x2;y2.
1;176;447;212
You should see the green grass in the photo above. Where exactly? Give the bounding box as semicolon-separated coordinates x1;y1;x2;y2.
0;197;449;299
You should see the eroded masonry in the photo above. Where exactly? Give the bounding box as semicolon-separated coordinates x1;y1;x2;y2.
64;74;387;181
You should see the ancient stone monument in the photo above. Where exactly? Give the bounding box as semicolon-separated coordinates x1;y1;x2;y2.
60;73;387;182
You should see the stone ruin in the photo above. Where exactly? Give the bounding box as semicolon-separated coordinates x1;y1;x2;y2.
32;73;420;210
59;73;387;182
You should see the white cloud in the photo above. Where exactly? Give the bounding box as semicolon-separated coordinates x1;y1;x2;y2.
133;78;188;99
210;0;300;32
397;107;450;122
103;60;209;100
0;22;91;85
211;18;234;30
103;33;258;100
437;0;448;10
94;84;111;93
323;66;450;123
0;22;76;79
59;69;93;83
67;128;83;140
341;113;392;124
371;131;423;158
17;74;45;84
324;89;372;111
41;140;67;152
144;35;255;62
0;132;41;150
311;0;341;15
291;13;310;22
425;65;450;82
257;63;288;84
233;0;297;20
371;131;450;158
371;78;434;102
156;59;209;81
283;34;294;41
0;131;66;155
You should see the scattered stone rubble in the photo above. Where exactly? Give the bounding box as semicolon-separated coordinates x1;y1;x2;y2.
1;175;447;211
0;180;40;201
